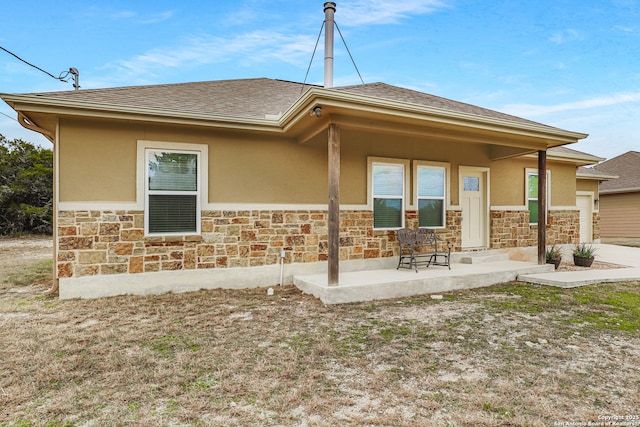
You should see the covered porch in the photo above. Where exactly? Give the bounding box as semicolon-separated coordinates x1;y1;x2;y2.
285;86;588;297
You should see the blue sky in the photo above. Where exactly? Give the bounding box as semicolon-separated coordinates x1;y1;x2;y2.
2;0;640;160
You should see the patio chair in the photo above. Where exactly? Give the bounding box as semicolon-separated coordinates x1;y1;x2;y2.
396;228;436;272
415;228;451;270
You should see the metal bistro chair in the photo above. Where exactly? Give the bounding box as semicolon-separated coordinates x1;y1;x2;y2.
416;228;451;270
397;228;451;272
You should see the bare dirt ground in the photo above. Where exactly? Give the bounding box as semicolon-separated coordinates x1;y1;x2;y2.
1;238;639;427
0;235;52;285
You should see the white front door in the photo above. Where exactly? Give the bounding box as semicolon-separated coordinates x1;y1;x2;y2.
576;193;593;243
460;169;488;248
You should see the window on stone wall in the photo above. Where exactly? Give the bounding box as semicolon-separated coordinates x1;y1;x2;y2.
416;164;447;228
371;160;406;229
526;169;550;224
146;149;200;235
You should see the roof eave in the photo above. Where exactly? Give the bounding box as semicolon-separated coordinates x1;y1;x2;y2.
600;187;640;194
280;87;589;144
576;171;618;180
3;88;589;144
526;150;604;166
1;93;284;134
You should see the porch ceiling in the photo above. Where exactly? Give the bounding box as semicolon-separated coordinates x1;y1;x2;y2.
284;89;587;159
289;106;569;161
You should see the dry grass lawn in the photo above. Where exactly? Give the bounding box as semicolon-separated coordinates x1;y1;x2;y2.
1;237;639;426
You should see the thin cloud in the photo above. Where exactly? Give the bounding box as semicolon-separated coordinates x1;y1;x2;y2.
503;92;640;117
549;28;584;44
84;8;174;24
139;11;176;24
110;10;136;19
339;0;450;26
105;30;316;80
613;24;635;33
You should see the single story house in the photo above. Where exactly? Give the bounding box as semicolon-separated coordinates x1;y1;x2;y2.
592;151;640;241
1;77;606;298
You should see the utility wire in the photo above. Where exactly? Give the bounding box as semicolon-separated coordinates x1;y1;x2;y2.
335;22;365;86
0;45;76;87
0;110;19;122
301;22;325;95
1;45;59;80
301;18;366;93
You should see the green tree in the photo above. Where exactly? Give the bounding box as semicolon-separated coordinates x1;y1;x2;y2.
0;134;53;235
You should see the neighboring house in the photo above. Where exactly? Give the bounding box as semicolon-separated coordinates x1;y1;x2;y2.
2;77;603;298
591;151;640;241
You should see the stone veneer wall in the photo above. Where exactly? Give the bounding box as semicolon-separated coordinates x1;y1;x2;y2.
592;212;601;241
490;209;580;249
405;210;462;252
56;209;462;279
58;208;584;279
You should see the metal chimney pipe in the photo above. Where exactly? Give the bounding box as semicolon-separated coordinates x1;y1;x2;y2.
324;2;336;88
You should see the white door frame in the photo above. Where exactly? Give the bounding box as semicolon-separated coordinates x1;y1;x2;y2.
459;166;490;249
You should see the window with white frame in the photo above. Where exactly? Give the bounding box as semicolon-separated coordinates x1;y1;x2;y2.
146;149;200;235
416;164;447;228
526;169;550;224
371;161;405;229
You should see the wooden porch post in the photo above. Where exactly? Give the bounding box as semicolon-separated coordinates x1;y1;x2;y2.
328;123;340;285
538;150;547;264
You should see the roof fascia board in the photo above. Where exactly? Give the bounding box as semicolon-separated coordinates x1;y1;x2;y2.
524;150;605;165
576;171;618;180
1;93;284;133
600;187;640;194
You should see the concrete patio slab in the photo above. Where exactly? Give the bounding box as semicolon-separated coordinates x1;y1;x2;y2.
518;243;640;288
518;267;640;288
294;244;640;304
294;260;554;304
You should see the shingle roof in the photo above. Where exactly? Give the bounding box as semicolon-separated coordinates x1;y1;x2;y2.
576;166;617;180
28;78;308;119
548;146;591;156
593;151;640;192
22;78;559;129
333;82;557;129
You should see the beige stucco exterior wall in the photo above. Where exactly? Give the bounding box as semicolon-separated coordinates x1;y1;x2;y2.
58;118;495;207
59;118;332;204
490;157;577;207
59;119;137;202
576;178;599;194
336;129;490;206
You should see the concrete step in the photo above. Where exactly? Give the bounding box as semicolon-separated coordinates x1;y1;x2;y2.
455;251;510;264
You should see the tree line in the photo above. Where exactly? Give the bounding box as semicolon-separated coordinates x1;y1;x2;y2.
0;134;53;235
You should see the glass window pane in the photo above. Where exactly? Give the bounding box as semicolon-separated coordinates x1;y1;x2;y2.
418;167;444;197
419;199;444;227
373;164;403;196
149;195;197;233
463;176;479;192
149;151;198;191
373;198;402;228
528;200;539;223
528;174;538;198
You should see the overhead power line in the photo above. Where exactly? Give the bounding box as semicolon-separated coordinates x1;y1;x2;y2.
0;110;19;122
0;45;80;90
